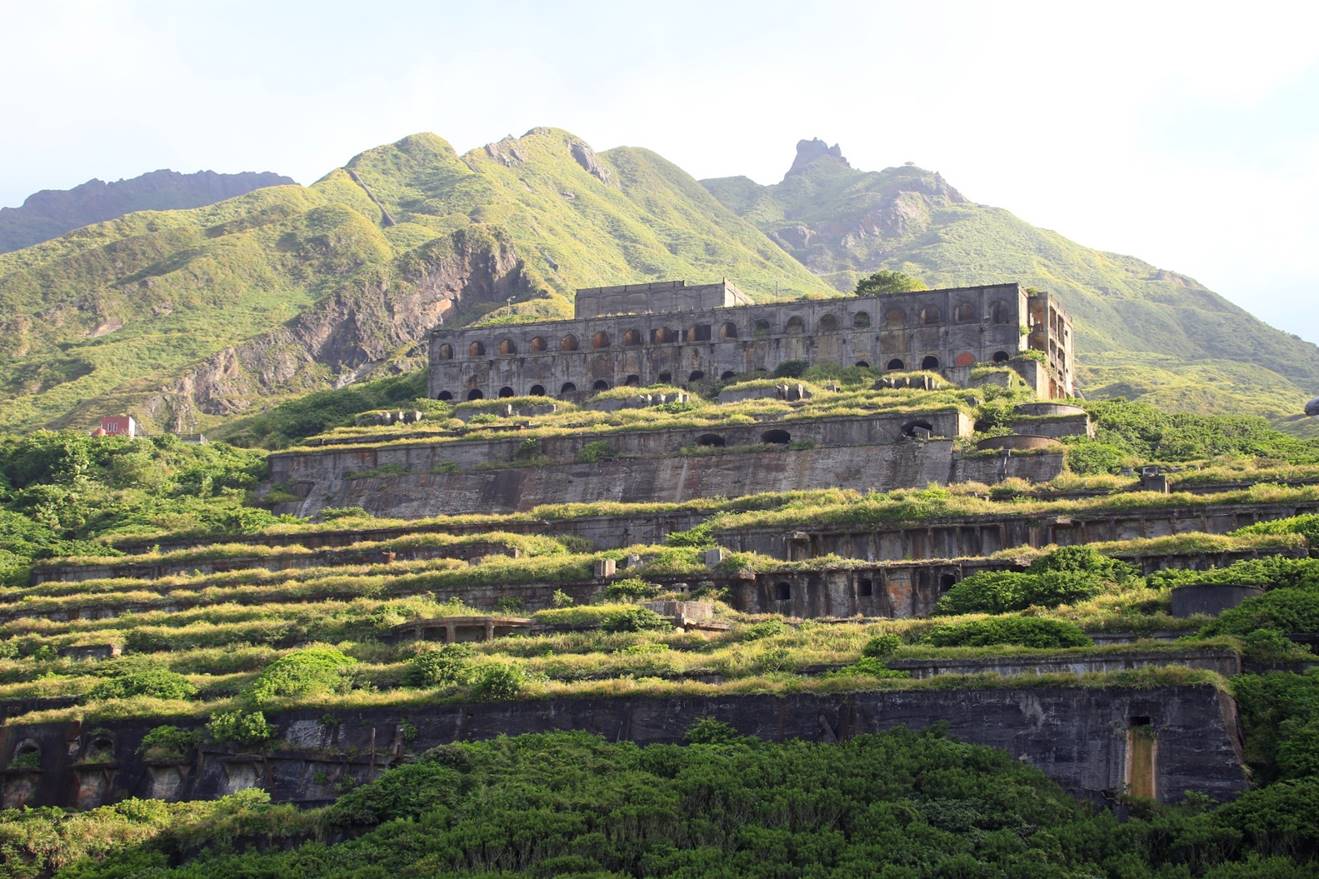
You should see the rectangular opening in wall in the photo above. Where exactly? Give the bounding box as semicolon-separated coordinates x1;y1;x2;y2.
858;578;873;597
1125;716;1157;800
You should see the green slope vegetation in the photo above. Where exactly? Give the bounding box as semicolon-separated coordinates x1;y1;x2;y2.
702;140;1319;422
0;130;821;435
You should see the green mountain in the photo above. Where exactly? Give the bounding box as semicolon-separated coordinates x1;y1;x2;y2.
703;139;1319;420
3;129;1317;436
0;169;293;253
0;129;822;433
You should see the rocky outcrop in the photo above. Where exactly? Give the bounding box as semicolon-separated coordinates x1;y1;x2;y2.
785;138;850;177
141;230;532;431
0;169;293;253
569;140;613;184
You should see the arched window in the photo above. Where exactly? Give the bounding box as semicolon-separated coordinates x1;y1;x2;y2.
855;361;870;369
561;335;579;351
954;302;976;322
624;374;640;386
467;388;485;400
592;379;610;391
498;386;515;398
884;308;906;327
720;321;738;339
920;306;941;325
773;582;792;601
436;343;454;360
954;351;976;367
921;355;941;370
688;370;705;382
720;370;736;381
498;338;517;356
886;358;906;370
560;382;577;395
992;350;1010;363
623;328;642;346
658;371;672;383
940;573;959;591
696;434;725;447
784;316;805;334
529;384;546;396
686;324;711;342
468;341;486;357
436;390;453;401
651;326;677;344
818;313;840;332
852;311;872;329
529;336;547;352
762;429;791;445
591;331;610;349
753;319;772;338
12;740;40;769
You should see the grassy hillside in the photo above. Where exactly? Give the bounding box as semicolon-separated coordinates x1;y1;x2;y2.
0;130;822;434
703;142;1319;423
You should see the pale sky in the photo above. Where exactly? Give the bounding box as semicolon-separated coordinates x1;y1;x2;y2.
3;0;1318;347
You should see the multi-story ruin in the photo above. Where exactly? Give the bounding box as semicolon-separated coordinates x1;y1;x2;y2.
427;280;1076;402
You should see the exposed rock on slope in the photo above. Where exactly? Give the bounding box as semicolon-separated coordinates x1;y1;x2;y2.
0;169;293;253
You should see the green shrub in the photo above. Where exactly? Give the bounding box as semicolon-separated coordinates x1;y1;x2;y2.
245;646;357;706
87;666;198;702
206;710;273;747
684;717;743;744
918;617;1091;649
551;588;575;607
604;577;661;600
1027;545;1138;581
772;360;809;378
577;440;613;463
602;607;669;632
470;663;524;700
1203;589;1319;639
828;657;909;678
935;570;1104;615
137;726;200;761
861;633;901;658
665;521;714;547
740;619;788;641
404;644;474;688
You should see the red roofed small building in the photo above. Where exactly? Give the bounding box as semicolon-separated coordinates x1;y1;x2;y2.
97;415;137;438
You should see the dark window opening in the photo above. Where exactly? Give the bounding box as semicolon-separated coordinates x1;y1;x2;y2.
529;385;546;396
762;429;791;445
1130;716;1152;727
686;324;712;342
992;350;1010;364
720;321;738;339
651;327;677;344
939;573;958;591
773;581;792;601
658;371;672;383
561;335;579;351
623;328;642;346
785;316;805;334
902;420;934;439
886;358;906;371
591;331;610;350
436;390;453;401
921;355;940;370
855;361;870;369
688;370;705;382
498;386;515;398
436;343;454;360
529;336;547;352
720;370;736;381
467;389;485;401
696;433;725;447
624;374;640;386
858;578;874;597
592;379;610;391
468;341;486;357
920;307;941;325
852;311;872;329
954;302;976;322
560;382;577;395
498;339;517;355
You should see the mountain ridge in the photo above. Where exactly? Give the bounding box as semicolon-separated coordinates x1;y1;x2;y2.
0;168;294;253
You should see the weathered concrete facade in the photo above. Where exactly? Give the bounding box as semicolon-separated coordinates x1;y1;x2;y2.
0;683;1247;808
427;280;1076;401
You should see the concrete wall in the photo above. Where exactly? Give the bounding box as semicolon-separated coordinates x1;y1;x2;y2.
0;683;1247;809
270;437;1066;520
428;283;1047;400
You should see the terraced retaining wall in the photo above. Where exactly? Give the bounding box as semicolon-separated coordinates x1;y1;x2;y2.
0;683;1246;810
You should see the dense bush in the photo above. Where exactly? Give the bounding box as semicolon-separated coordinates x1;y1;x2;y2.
919;616;1092;648
1150;556;1319;592
25;730;1319;878
243;646;356;707
1233;671;1319;784
1202;590;1319;639
403;644;474;688
468;663;524;700
205;710;272;748
86;666;198;703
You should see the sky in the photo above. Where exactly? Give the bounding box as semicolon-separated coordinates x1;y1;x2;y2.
3;0;1317;347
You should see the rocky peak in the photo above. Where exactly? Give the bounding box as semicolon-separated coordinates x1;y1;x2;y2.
785;138;850;178
569;139;613;185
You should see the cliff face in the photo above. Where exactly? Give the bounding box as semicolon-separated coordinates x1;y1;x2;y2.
0;169;294;253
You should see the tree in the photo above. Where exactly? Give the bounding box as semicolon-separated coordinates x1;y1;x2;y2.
854;270;927;295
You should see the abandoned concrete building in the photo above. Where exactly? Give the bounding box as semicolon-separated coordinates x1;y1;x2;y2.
427;280;1077;402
